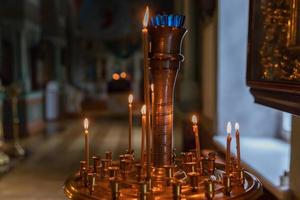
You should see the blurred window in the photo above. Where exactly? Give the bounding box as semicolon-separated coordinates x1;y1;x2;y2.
281;112;292;142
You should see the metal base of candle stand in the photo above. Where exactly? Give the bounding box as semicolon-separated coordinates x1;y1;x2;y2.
64;160;262;200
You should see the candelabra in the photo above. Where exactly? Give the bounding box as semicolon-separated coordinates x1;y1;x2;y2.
64;9;262;200
0;84;10;171
7;84;25;157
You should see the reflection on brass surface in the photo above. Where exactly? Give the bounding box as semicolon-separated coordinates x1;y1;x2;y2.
64;160;262;199
260;0;300;81
149;26;187;168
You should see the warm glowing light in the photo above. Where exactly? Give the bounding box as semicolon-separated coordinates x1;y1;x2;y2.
192;115;197;125
120;72;127;79
141;105;146;115
112;73;120;80
150;83;154;92
235;122;240;131
227;121;232;134
128;94;133;104
143;6;149;27
84;118;89;130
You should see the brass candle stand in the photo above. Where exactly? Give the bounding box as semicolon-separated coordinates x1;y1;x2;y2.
0;83;10;171
0;110;9;169
64;12;262;200
7;84;25;157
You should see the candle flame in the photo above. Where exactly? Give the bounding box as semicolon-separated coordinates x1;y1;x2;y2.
235;122;240;131
141;105;146;115
120;72;127;79
143;6;149;27
112;73;120;80
84;118;89;130
227;121;232;134
192;115;197;125
128;94;133;104
150;83;154;92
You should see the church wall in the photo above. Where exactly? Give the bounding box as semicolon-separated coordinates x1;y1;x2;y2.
201;11;217;134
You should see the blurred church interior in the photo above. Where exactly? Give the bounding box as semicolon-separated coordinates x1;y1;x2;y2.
0;0;299;199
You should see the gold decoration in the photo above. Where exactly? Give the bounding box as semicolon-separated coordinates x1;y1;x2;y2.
260;0;300;81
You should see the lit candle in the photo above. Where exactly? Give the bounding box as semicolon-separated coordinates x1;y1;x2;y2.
84;118;89;169
192;115;201;162
142;6;151;180
226;122;232;175
128;94;133;153
141;105;146;167
235;122;241;170
150;83;154;147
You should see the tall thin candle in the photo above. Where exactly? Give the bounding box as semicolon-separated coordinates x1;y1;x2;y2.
128;94;133;153
150;83;154;148
141;105;146;168
235;122;241;170
226;122;232;175
84;118;89;169
142;6;151;180
192;115;201;162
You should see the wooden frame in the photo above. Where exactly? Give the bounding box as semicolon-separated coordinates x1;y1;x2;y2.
247;0;300;115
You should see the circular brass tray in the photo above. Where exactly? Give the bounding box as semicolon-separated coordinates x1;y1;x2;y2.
64;163;263;200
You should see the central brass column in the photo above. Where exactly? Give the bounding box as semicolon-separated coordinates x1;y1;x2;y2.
149;26;187;168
